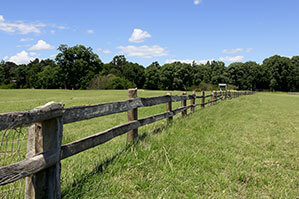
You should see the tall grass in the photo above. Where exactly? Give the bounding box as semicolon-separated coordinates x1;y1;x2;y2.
0;90;298;198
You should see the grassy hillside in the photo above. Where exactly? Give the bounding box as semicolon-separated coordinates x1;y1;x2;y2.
0;90;298;198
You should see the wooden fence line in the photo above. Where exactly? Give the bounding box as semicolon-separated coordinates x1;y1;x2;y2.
0;89;254;199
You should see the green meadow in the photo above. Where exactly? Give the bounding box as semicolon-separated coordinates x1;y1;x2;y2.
0;90;298;198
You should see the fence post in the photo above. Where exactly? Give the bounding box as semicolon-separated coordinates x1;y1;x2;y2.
181;92;187;117
201;91;205;108
25;103;64;199
166;92;173;123
127;88;138;142
190;91;196;113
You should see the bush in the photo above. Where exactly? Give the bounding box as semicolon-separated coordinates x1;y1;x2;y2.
107;77;136;89
0;83;17;89
88;74;135;90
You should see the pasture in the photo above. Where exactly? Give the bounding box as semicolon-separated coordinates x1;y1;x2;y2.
0;90;298;198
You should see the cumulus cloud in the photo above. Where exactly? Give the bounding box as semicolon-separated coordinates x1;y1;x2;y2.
102;50;111;54
0;15;45;34
29;40;54;50
165;59;214;65
20;38;33;42
29;52;38;56
194;0;202;5
118;45;168;58
97;48;111;54
8;50;35;64
129;29;151;43
2;56;8;61
222;48;243;54
219;56;244;62
246;48;253;52
87;29;94;34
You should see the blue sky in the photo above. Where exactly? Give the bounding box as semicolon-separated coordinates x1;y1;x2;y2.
1;0;298;66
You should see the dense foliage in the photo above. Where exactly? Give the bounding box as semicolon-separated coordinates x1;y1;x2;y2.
0;45;298;91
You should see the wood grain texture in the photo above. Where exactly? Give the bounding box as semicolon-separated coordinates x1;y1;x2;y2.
63;95;193;124
0;102;63;131
0;149;59;186
25;114;63;198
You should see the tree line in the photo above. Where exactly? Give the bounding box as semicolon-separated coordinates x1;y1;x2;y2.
0;44;298;91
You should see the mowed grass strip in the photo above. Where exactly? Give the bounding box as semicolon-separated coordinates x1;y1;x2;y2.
61;93;299;199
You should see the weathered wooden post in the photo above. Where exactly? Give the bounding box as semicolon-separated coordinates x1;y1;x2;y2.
190;91;196;113
201;91;205;108
127;88;138;142
181;92;187;117
25;102;64;199
166;92;173;123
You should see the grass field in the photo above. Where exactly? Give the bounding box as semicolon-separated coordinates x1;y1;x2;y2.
0;90;298;198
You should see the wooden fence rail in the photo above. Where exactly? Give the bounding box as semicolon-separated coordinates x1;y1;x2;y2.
0;89;254;199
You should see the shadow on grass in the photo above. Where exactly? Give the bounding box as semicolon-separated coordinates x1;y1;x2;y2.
61;123;168;198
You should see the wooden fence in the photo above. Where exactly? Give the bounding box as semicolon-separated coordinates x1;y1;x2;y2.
0;89;254;199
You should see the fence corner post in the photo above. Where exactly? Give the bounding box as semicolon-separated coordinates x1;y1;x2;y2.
190;91;196;113
127;88;138;142
201;91;205;108
181;92;187;117
25;102;64;199
166;92;173;123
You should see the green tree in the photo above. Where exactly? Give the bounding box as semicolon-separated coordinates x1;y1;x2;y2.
36;65;63;89
289;56;299;91
56;44;103;89
144;62;161;90
122;62;145;88
262;55;292;91
160;62;192;90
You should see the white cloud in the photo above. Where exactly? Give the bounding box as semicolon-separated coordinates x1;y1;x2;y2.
194;0;202;5
98;48;111;54
50;30;55;34
87;29;94;34
165;59;214;65
50;54;57;58
219;56;244;62
129;28;151;43
222;48;243;54
2;56;8;61
103;50;111;54
29;52;38;56
29;40;55;50
118;45;168;58
8;50;35;64
0;15;45;34
246;48;253;52
56;25;66;30
20;38;33;42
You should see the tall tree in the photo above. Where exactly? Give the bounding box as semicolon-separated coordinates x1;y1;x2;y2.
262;55;292;91
56;44;103;89
144;62;161;90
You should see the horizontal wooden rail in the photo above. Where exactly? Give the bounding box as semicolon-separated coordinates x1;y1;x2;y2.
63;95;195;124
0;102;63;131
0;149;59;186
0;105;192;185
